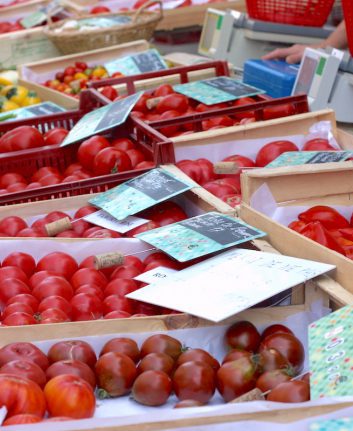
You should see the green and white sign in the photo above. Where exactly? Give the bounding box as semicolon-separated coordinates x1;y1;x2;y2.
105;49;167;76
267;151;353;168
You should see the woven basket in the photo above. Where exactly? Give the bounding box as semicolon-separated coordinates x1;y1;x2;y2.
43;0;163;55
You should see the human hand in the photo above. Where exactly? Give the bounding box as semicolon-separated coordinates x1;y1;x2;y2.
262;44;307;64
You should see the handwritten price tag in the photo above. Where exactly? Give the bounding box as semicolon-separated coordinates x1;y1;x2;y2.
84;211;148;233
134;267;178;284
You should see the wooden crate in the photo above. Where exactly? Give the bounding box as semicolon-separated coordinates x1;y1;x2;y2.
240;162;353;298
18;40;151;109
62;0;247;31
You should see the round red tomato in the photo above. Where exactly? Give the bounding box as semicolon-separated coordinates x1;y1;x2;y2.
256;369;291;393
46;360;96;389
74;205;98;219
32;276;74;302
2;302;34;319
44;374;96;419
127;220;160;237
95;352;137;397
135;161;155;169
29;270;55;288
173;361;216;403
93;148;132;176
221;349;251;365
132;370;172;406
2;312;37;326
2;414;42;425
71;268;107;290
103;295;134;315
259;333;305;372
38;308;70;324
0;278;31;307
31;167;60;182
47;340;96;368
44;128;69;146
154;84;174;97
126;149;146;168
103;279;139;298
0;374;46;418
266;380;310;402
6;294;39;312
100;338;140;363
0;342;49;370
0;216;27;237
111;138;135;152
156;94;188;114
110;264;142;280
0;266;28;283
225;321;261;352
143;201;187;226
261;324;294;340
77;135;110;171
0;126;44;152
137;352;174;376
140;334;182;360
303;138;336;151
70;293;103;321
257;348;290;372
37;252;78;280
176;349;220;372
104;310;131;319
0;359;46;388
2;252;36;277
256;141;298;167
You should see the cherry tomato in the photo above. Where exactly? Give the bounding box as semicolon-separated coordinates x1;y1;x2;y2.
48;340;96;369
225;321;261;352
0;374;46;419
77;135;110;171
44;374;96;419
261;324;294;340
141;334;182;360
0;360;46;388
0;342;49;370
46;360;96;389
137;352;174;376
100;338;140;363
95;352;137;397
266;380;310;403
93;148;132;176
70;293;103;321
256;141;298;167
256;369;291;393
37;252;78;280
132;370;172;406
259;333;305;372
176;349;220;372
173;361;216;403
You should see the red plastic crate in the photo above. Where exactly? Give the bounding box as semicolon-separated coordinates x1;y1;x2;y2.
0;93;173;206
246;0;335;26
135;94;309;163
342;0;353;56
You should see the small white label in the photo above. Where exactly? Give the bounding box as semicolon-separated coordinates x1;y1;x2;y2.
134;266;178;284
84;210;148;233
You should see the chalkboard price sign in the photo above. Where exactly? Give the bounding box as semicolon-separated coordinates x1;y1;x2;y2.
307;151;353;163
174;76;264;105
136;212;266;262
89;168;194;220
61;92;141;147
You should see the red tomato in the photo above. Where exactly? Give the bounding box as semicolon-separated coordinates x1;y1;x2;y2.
0;173;26;189
48;340;96;368
103;295;134;316
144;259;180;272
173;361;216;403
2;414;42;425
7;182;27;192
258;348;290;372
154;84;174;97
100;338;140;363
176;349;220;372
256;369;291;393
202;116;234;130
103;279;139;298
71;268;107;290
225;321;261;352
0;278;31;307
111;138;135;152
0;360;46;388
221;349;251;365
126;149;146;168
156;94;188;114
0;265;28;283
2;312;37;326
303;138;337;151
263;103;295;120
77;135;110;171
124;256;145;271
104;310;131;319
0;374;46;418
137;352;174;376
144;201;187;226
135;161;155;169
32;276;74;302
74;205;98;218
266;380;310;402
63;163;83;176
84;228;122;239
256;141;298;167
44;128;68;146
93;148;132;175
132;370;172;406
44;374;96;419
134;302;162;316
64;66;76;76
261;324;294;340
90;5;111;13
45;211;71;223
29;270;55;288
95;352;137;396
31;167;60;182
2;302;34;319
203;180;238;199
176;160;202;183
0;342;49;370
216;356;258;402
259;333;305;372
222;154;256;173
233;97;256;119
75;285;104;301
0;126;44;152
133;94;150;113
70;293;103;321
127;220;160;237
37;252;78;280
0;216;27;236
2;252;36;277
110;264;142;280
46;360;96;389
38;308;70;324
6;294;39;312
101;86;118;101
141;334;182;360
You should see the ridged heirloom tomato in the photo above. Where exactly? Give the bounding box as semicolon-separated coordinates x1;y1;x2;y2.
44;374;96;419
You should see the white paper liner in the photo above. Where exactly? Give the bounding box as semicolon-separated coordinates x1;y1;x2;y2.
175;122;340;164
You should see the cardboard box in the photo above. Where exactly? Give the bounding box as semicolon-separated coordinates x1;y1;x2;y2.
62;0;247;31
240;162;353;298
18;40;151;109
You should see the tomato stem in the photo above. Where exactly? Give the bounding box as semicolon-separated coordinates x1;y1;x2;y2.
96;388;111;399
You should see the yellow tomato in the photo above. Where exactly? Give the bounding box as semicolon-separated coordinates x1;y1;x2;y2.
21;91;41;106
2;85;29;105
0;97;19;112
74;72;87;80
91;67;107;78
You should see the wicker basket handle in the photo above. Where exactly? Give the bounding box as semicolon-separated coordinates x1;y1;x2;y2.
133;0;163;23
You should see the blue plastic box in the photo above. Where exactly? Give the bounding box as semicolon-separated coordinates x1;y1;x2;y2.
243;59;298;98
